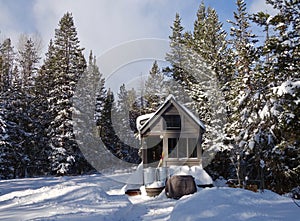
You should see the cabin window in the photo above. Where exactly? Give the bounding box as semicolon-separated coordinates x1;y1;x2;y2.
163;115;181;130
167;138;198;158
145;136;163;164
187;138;197;158
168;138;178;158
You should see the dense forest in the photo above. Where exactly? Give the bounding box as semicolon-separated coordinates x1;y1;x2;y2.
0;0;299;194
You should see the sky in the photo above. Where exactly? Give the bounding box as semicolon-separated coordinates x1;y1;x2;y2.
0;0;277;93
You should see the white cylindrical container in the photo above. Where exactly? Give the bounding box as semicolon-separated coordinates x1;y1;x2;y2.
158;167;168;182
144;167;155;185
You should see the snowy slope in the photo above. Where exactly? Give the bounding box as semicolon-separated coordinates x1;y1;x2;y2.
0;174;299;221
171;187;298;221
0;175;131;221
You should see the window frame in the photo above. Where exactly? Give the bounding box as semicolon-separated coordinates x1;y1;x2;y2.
163;115;181;130
167;137;198;159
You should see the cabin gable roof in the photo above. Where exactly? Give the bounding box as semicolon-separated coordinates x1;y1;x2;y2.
138;95;205;135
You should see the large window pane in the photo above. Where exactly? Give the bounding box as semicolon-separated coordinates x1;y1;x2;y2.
168;138;178;158
188;138;197;158
178;138;187;158
163;115;181;130
145;136;163;164
168;137;198;159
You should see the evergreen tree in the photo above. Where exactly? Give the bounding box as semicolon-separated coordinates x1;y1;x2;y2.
165;13;198;105
0;38;15;93
98;90;119;161
144;61;166;113
224;0;261;186
0;40;14;177
166;6;230;169
219;0;299;193
73;50;106;173
165;13;191;85
228;0;258;78
45;12;87;175
17;38;40;89
115;84;138;146
98;88;141;165
0;96;14;179
0;38;30;178
251;0;300;193
15;37;43;177
193;3;233;84
32;40;57;176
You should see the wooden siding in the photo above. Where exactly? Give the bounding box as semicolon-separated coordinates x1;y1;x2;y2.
140;98;204;168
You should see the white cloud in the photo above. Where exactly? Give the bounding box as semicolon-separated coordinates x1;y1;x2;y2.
0;2;21;44
248;0;278;15
30;0;199;92
31;0;196;59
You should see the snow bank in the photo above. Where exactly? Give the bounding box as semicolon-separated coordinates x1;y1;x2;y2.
170;187;299;221
122;163;145;194
146;181;165;188
0;175;131;221
1;174;298;221
169;166;213;185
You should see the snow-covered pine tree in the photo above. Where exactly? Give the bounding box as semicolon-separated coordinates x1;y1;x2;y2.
94;53;107;137
31;40;58;176
116;84;141;160
79;50;105;139
226;0;261;186
90;51;106;127
17;38;40;90
5;83;31;178
228;0;258;78
0;44;15;178
15;37;44;177
251;0;300;193
193;3;233;85
0;108;14;179
165;7;230;169
0;39;23;178
98;89;120;165
165;13;192;87
46;12;87;175
143;61;166;113
73;50;114;172
0;38;35;178
72;50;105;174
0;39;15;93
187;3;235;177
115;84;137;145
165;13;199;105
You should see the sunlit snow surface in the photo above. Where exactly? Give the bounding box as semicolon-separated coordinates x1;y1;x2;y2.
0;174;298;221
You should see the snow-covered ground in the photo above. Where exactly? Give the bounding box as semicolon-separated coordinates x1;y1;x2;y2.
0;173;299;221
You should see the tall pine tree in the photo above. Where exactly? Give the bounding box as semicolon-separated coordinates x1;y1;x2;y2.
144;61;166;113
45;12;87;175
251;0;300;193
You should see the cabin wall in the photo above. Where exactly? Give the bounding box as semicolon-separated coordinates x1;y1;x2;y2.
145;115;200;134
142;116;203;168
140;101;205;168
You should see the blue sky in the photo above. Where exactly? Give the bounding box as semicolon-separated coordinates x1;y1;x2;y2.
0;0;277;93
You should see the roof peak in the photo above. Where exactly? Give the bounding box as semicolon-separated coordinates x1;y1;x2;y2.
137;94;206;134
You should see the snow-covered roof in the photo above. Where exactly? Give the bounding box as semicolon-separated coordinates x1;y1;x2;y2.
136;113;155;131
138;94;205;134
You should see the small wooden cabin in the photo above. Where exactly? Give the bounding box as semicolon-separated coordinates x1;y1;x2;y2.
136;95;205;169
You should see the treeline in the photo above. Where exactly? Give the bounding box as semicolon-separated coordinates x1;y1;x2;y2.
0;0;299;194
163;0;299;194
